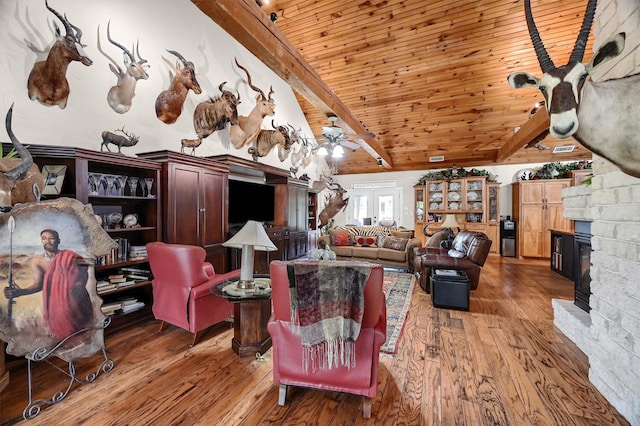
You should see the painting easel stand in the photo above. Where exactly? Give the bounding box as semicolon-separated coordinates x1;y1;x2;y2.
21;317;114;420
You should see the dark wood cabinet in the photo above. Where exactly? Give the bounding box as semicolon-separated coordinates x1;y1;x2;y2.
287;182;309;259
138;151;229;273
5;144;163;333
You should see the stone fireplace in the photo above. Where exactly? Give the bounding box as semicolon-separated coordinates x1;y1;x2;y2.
552;1;640;423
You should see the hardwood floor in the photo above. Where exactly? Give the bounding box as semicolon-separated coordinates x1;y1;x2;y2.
0;257;630;425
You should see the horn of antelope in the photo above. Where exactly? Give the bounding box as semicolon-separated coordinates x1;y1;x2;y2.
107;20;134;62
168;49;194;69
46;0;73;38
569;0;598;63
524;0;554;72
234;58;266;100
4;105;34;180
135;41;147;64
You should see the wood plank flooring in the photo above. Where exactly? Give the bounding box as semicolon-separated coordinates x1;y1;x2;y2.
0;256;630;425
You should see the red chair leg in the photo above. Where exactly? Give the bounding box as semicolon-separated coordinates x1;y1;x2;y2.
158;321;168;333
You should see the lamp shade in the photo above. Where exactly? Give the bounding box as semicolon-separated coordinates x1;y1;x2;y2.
440;214;460;229
223;220;277;251
317;146;329;156
223;220;276;289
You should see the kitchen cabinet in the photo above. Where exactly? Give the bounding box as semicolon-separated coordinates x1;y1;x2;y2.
512;179;572;258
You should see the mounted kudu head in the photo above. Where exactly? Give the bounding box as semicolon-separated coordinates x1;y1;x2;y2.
27;0;92;109
1;105;44;211
507;0;640;177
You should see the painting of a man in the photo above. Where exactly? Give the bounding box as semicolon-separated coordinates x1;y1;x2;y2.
4;229;93;340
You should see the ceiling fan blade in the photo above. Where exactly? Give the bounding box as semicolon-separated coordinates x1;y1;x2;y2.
347;132;375;140
341;140;361;150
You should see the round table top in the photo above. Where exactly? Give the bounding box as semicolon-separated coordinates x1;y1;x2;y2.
213;277;272;300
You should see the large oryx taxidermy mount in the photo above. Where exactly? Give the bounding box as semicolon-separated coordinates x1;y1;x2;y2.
230;59;276;149
318;180;349;228
508;0;640;178
193;82;241;140
104;21;149;114
27;0;92;109
155;50;202;124
1;105;45;211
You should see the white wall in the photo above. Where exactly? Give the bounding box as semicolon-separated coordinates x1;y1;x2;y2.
0;0;322;176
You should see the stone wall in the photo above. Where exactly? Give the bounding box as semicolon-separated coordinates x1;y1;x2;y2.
555;0;640;423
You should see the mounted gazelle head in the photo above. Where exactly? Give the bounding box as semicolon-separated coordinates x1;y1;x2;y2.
27;0;92;108
155;49;202;124
508;0;625;140
106;20;149;113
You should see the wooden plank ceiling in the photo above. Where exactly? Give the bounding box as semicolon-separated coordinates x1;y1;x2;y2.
198;0;596;175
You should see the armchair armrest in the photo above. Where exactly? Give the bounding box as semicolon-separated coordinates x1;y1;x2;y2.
191;269;242;299
203;262;215;277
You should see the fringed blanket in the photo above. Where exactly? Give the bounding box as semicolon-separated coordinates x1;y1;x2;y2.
287;260;373;373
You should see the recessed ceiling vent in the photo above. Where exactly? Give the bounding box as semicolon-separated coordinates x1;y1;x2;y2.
552;145;575;154
429;155;445;162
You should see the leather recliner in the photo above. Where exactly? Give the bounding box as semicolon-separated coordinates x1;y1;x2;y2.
146;242;240;346
267;260;387;419
414;231;492;292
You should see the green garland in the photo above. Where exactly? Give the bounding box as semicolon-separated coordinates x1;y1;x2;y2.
416;167;497;185
534;161;592;179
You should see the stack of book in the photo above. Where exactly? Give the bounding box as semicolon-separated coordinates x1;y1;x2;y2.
120;266;152;282
129;245;147;259
100;297;145;316
96;279;116;294
107;273;136;288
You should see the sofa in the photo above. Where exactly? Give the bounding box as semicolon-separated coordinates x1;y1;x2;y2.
318;226;421;272
414;230;492;292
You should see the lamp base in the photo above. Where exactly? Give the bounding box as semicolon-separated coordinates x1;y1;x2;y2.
236;279;255;290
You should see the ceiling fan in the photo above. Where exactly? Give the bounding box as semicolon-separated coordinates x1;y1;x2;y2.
316;115;373;158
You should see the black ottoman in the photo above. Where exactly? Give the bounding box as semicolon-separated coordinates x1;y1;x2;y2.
430;268;470;311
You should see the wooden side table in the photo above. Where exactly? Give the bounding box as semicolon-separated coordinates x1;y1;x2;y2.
213;278;272;357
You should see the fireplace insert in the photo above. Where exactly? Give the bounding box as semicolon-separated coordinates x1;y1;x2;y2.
573;221;592;313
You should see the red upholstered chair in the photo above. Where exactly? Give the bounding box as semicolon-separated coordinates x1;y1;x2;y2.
268;260;386;418
146;242;240;346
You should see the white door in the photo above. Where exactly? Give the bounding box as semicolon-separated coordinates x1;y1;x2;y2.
347;188;401;225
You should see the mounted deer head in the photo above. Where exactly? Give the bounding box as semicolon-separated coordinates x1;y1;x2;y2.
27;0;92;109
105;21;149;114
229;59;276;149
508;0;640;177
0;105;44;210
155;49;202;124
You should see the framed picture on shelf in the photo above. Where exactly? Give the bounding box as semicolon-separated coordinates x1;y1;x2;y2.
41;165;67;195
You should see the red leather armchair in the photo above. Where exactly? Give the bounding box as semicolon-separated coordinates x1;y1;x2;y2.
146;242;240;346
268;260;387;418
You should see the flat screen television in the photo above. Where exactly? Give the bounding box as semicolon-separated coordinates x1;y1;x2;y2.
228;179;275;225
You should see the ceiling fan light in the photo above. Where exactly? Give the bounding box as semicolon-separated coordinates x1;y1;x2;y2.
332;145;344;157
317;146;329;156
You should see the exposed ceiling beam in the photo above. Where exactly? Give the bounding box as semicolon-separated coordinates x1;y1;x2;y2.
192;0;393;169
496;106;550;162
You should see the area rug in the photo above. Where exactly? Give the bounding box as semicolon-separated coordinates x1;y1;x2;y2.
380;271;415;354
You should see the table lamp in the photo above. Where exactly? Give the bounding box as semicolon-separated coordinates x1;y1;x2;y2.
223;220;277;289
441;214;461;233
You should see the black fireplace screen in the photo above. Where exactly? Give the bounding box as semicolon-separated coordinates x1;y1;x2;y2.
574;221;592;313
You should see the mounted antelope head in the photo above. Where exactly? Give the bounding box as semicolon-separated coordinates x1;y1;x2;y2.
508;0;640;177
155;50;202;124
318;181;349;227
0;105;44;210
27;0;92;109
105;21;149;114
193;82;241;140
230;59;276;149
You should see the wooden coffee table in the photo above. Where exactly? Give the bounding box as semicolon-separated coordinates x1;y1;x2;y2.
213;277;272;357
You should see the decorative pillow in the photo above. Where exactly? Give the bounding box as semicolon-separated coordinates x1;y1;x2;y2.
391;229;412;239
356;235;377;247
329;229;350;245
381;237;409;251
335;233;351;246
448;249;465;258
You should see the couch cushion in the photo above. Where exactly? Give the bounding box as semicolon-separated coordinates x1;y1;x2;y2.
355;235;377;247
330;229;351;245
391;229;413;239
381;236;410;251
332;245;353;257
335;233;351;246
351;246;379;259
378;247;407;262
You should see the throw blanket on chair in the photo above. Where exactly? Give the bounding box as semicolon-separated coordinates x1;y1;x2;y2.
287;261;373;373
